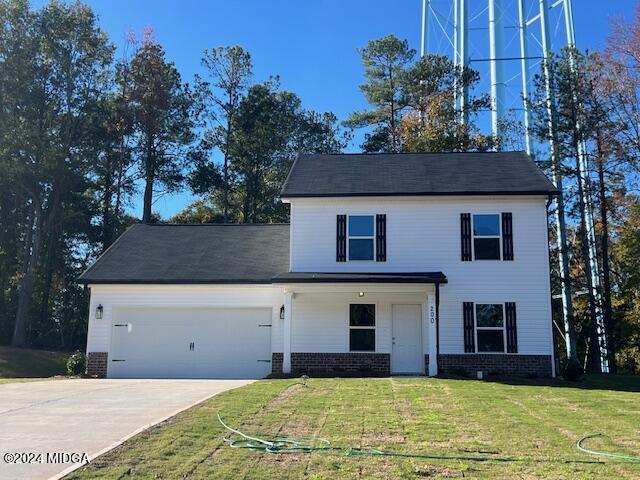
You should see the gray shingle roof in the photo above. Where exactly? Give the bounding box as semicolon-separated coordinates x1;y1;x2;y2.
281;151;559;198
78;224;290;284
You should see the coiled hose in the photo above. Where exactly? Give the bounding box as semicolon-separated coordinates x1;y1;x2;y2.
217;381;639;465
217;413;611;464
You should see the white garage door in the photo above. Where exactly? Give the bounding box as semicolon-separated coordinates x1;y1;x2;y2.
109;307;272;379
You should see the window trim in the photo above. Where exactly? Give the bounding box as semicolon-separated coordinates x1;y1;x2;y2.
348;302;377;352
347;214;376;262
474;302;507;354
472;213;502;261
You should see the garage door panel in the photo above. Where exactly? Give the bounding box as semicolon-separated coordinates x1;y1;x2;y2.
109;307;272;379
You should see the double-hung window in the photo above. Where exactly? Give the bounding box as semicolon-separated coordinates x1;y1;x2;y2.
349;304;375;351
475;304;505;352
473;214;501;260
348;215;374;261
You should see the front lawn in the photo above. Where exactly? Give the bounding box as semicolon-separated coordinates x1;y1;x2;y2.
67;376;640;479
0;346;68;379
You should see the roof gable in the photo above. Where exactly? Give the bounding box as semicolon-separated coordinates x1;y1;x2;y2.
281;151;559;198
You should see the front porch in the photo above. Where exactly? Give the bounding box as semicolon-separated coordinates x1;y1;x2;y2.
272;272;446;377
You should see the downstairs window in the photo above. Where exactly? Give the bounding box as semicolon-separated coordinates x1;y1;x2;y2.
349;304;375;351
475;303;505;352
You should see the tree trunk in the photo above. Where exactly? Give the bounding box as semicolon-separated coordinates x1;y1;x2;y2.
142;138;154;223
596;135;617;372
222;115;232;223
251;159;260;223
223;151;229;223
114;154;126;237
38;227;57;345
102;153;114;250
575;154;602;373
242;169;252;223
12;204;43;347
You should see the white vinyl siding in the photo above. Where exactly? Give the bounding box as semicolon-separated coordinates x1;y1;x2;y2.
86;195;553;367
290;291;430;354
288;195;553;356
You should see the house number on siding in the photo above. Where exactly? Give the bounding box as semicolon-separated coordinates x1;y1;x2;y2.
429;305;436;324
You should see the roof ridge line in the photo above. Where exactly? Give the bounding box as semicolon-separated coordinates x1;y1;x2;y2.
297;150;527;157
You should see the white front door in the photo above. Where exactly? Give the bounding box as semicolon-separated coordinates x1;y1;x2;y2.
391;304;424;374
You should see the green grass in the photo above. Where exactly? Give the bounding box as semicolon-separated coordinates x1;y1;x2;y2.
67;376;640;479
0;346;68;379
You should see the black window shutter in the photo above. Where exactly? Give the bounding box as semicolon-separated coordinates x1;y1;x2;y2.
502;212;514;261
463;302;475;353
505;302;518;353
376;214;386;262
461;213;472;261
336;215;347;262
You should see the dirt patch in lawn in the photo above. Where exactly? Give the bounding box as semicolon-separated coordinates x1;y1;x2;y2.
361;431;405;445
395;398;419;421
279;418;317;438
413;464;463;478
263;382;307;408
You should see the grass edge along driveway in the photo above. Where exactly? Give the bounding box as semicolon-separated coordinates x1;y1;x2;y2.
66;376;640;480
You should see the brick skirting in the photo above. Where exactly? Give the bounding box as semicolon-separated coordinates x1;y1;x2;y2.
271;353;551;377
86;352;108;378
272;352;283;374
272;352;390;376
439;354;553;377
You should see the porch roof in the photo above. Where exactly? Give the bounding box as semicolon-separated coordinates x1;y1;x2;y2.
271;271;447;284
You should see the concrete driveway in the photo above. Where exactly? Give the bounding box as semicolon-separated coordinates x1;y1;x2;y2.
0;378;253;480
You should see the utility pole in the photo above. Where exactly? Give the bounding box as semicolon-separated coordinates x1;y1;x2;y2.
562;0;609;372
517;0;532;155
488;0;506;140
539;0;577;361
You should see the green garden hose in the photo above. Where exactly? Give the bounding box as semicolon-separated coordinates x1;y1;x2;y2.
217;413;606;464
576;433;640;463
217;380;639;465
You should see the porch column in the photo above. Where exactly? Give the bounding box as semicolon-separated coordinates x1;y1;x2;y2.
283;291;293;374
426;293;438;376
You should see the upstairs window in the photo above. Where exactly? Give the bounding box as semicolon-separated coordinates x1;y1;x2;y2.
348;215;374;261
473;214;501;260
475;304;505;352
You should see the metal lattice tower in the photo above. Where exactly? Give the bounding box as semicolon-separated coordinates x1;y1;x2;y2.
420;0;609;372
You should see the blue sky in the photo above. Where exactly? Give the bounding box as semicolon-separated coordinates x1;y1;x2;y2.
71;0;638;217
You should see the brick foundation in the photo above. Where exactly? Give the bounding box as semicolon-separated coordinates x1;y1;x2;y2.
271;352;552;377
272;352;390;376
272;352;283;374
439;354;552;377
86;352;108;378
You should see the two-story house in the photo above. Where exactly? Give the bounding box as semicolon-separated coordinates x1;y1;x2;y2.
79;151;559;379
